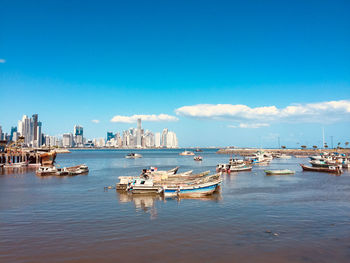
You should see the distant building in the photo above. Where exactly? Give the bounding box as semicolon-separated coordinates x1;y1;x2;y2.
74;125;84;147
62;133;74;147
106;131;114;142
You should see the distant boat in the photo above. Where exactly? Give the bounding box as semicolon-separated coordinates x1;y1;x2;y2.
125;153;142;159
276;154;292;159
194;156;203;161
265;169;295;175
300;164;342;175
195;148;203;152
179;150;195;156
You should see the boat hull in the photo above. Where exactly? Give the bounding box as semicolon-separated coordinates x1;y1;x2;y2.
300;164;342;174
163;180;221;197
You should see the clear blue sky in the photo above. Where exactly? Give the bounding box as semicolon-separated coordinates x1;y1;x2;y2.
1;0;349;147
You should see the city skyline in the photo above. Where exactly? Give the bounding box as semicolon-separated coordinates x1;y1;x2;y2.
0;114;179;149
1;0;349;147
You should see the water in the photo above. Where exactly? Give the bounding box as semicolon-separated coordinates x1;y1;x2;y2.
1;149;350;263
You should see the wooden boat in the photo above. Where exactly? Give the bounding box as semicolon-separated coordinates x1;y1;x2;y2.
127;178;163;194
125;153;142;159
36;164;88;176
194;156;202;161
3;162;28;169
229;165;252;172
179;150;195;156
300;164;342;174
163;178;222;198
265;169;295;175
40;151;57;166
275;154;292;159
36;166;59;176
66;164;89;175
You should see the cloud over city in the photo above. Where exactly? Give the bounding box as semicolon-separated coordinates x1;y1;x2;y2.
91;119;100;123
110;114;179;123
176;100;350;127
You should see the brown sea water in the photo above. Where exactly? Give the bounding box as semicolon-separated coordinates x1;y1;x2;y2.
1;149;350;263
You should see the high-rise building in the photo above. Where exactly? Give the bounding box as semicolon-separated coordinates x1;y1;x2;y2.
10;126;17;142
32;114;38;141
136;118;142;148
62;133;74;147
74;125;84;147
155;132;161;147
106;132;114;142
161;128;168;147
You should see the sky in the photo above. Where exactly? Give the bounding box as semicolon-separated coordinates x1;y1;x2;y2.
1;0;349;148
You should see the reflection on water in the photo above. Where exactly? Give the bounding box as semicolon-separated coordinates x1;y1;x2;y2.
117;191;222;219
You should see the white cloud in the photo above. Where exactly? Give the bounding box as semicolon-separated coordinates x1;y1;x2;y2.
176;100;350;124
91;119;100;123
229;123;270;129
0;59;6;63
110;114;179;123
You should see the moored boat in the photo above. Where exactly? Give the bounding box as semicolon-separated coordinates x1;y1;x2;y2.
179;150;195;156
229;165;253;172
163;178;222;198
194;156;203;161
125;153;142;159
300;164;342;174
265;169;295;175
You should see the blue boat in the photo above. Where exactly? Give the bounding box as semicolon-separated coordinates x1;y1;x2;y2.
163;178;222;198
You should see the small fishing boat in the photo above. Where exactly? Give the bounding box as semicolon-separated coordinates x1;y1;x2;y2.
36;166;59;176
229;165;252;172
300;164;342;174
179;150;195;156
127;178;163;194
194;156;203;161
276;154;292;159
163;178;222;198
3;162;28;169
195;148;203;152
125;153;142;159
265;169;295;175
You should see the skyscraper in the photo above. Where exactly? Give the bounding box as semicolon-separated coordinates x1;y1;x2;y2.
74;125;84;147
136;118;142;148
106;132;114;142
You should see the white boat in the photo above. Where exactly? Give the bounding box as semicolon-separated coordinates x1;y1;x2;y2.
179;150;195;156
125;153;143;159
276;154;292;159
127;178;163;194
36;166;59;176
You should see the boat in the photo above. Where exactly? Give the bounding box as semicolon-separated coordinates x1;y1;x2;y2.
125;153;142;159
40;151;57;166
3;162;28;169
179;150;195;156
276;154;292;159
265;169;295;175
300;164;342;174
229;165;253;172
194;156;203;161
126;178;163;194
163;177;222;198
195;148;203;152
36;164;88;176
66;164;89;175
36;166;59;176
